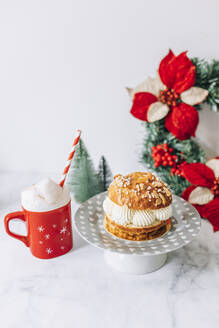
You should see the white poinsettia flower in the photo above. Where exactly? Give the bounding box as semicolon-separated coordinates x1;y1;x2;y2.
180;87;209;106
188;186;214;205
206;158;219;177
127;75;165;99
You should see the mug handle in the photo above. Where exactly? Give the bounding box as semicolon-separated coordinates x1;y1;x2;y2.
4;211;29;246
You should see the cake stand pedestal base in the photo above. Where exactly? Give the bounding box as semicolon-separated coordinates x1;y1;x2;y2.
104;251;167;275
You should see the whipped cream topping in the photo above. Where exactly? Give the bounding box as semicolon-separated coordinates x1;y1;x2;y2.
21;178;71;212
103;197;172;227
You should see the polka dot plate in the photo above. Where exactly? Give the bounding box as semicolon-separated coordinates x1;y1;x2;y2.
74;192;201;255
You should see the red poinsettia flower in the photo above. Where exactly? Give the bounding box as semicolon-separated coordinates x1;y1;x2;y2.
182;157;219;231
128;50;208;140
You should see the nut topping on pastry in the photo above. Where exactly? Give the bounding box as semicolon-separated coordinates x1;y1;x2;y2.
108;172;172;210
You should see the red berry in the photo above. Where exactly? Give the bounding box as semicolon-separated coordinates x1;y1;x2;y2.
169;147;173;153
163;161;168;166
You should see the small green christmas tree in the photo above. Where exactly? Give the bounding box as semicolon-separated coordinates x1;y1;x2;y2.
67;139;102;202
98;156;113;192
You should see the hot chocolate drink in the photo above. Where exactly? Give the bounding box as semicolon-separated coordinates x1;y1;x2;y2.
4;178;73;259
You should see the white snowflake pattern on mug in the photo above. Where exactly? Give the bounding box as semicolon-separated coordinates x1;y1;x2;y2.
46;248;53;254
38;226;45;232
60;226;67;234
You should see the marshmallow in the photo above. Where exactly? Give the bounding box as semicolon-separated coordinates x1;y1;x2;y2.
21;178;71;212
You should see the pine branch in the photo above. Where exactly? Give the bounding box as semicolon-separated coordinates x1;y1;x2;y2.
192;57;219;112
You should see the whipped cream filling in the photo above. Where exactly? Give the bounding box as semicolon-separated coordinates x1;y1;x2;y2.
103;197;172;227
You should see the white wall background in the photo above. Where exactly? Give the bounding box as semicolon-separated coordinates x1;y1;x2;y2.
1;0;219;176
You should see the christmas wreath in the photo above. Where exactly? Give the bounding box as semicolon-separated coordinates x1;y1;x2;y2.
128;49;219;230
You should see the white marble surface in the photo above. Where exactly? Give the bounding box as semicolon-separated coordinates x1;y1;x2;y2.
1;171;219;328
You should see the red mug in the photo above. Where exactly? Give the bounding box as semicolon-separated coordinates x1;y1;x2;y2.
4;202;73;259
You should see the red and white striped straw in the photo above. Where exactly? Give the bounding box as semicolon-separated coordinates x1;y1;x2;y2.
59;130;81;187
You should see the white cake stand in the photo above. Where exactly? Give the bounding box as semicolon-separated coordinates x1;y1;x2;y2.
74;192;201;274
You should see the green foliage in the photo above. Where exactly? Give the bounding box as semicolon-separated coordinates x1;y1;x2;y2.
98;156;113;192
192;57;219;112
67;139;103;203
141;120;205;195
